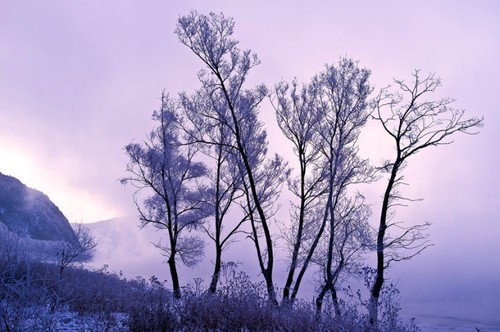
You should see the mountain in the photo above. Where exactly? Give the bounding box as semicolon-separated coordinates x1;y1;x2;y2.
0;172;79;261
0;172;77;243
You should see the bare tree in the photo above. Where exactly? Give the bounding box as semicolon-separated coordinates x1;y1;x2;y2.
368;70;483;330
56;223;97;276
272;78;325;304
272;59;374;306
179;90;248;293
122;93;211;298
314;195;372;316
176;11;288;303
312;60;374;315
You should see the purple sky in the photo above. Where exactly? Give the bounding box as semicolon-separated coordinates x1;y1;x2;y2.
1;0;500;322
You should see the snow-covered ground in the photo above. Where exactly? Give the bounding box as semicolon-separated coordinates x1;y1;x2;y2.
37;312;128;332
1;304;128;332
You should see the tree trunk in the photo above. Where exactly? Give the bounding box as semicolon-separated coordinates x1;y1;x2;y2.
282;222;302;303
368;295;379;332
330;286;341;318
168;254;181;298
209;245;222;293
289;195;332;303
283;156;307;304
370;160;399;330
219;78;277;304
315;284;328;314
263;268;277;305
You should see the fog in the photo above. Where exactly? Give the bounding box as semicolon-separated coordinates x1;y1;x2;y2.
2;1;499;330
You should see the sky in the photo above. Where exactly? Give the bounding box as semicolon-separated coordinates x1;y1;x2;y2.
1;0;500;325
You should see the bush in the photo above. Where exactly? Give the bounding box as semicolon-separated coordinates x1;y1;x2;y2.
0;258;420;331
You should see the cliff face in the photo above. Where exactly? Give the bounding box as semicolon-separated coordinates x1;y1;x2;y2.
0;172;77;244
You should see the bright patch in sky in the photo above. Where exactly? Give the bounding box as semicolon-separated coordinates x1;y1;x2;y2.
0;141;119;223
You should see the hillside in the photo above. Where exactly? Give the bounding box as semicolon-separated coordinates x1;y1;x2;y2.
0;172;78;261
0;172;77;243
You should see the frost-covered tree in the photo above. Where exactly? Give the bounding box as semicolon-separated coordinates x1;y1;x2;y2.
368;71;483;330
272;59;374;306
272;77;325;304
56;223;97;276
180;89;247;293
312;60;374;315
314;195;372;316
122;94;211;298
176;11;288;303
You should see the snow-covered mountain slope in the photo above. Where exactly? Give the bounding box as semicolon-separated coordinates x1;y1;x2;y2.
0;172;80;261
0;172;77;243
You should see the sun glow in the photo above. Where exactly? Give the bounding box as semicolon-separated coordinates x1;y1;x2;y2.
0;144;120;223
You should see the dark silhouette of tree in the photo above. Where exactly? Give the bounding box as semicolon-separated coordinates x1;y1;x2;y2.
175;11;288;303
57;223;97;277
272;59;374;308
368;70;483;330
120;12;484;326
272;76;325;304
314;194;372;316
122;94;211;298
179;89;248;294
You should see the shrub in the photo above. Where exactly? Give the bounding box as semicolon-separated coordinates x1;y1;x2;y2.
0;258;421;331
